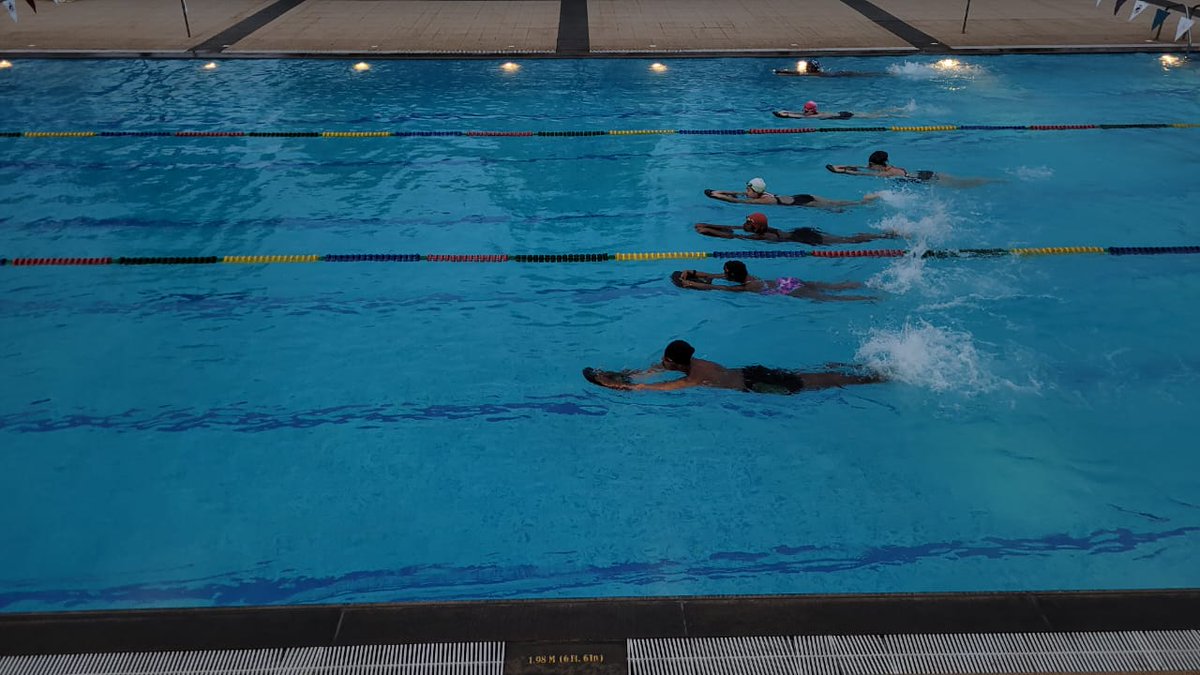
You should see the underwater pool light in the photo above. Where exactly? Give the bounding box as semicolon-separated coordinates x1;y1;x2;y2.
353;62;371;72
0;60;12;70
796;60;809;73
933;58;962;71
1160;54;1183;68
500;62;521;73
202;62;218;71
650;63;668;73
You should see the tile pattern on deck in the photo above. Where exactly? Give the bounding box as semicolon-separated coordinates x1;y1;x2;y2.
0;0;273;52
0;1;1192;56
588;0;911;51
227;0;560;53
872;0;1188;48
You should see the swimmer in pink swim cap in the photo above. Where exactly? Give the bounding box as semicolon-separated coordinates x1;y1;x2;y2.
774;101;907;120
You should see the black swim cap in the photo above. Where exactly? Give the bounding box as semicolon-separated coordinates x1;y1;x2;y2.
664;340;695;367
724;260;749;283
869;150;889;165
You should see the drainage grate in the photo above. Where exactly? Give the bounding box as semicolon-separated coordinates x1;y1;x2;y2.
628;631;1200;674
0;643;505;675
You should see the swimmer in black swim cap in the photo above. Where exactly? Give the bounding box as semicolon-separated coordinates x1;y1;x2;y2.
586;340;886;393
826;150;999;187
674;260;878;302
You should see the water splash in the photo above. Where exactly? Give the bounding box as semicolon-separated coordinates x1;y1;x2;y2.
869;247;929;295
866;196;955;294
855;321;998;393
887;60;987;79
1007;165;1055;181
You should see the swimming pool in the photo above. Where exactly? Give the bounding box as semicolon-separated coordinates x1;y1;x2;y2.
0;54;1198;612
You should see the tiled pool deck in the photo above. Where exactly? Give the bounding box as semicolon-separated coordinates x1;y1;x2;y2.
0;0;1195;56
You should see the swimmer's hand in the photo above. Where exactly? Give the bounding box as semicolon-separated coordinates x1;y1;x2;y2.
583;367;632;390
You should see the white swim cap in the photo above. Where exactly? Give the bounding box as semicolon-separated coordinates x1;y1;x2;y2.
747;177;767;194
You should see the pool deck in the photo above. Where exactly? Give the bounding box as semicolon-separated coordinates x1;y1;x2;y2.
2;590;1200;673
0;0;1195;58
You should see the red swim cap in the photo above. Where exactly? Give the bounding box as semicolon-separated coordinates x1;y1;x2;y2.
745;212;768;227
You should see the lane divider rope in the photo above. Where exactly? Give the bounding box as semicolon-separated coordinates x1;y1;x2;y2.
3;247;1199;268
2;123;1195;139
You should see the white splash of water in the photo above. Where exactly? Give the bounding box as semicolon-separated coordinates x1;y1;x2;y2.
1007;165;1055;181
869;247;928;295
896;98;950;116
855;321;997;393
865;197;957;294
887;60;987;79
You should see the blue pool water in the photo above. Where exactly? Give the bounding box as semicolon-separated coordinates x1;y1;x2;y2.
1;55;1199;612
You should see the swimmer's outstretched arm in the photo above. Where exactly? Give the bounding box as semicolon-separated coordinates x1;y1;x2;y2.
826;164;874;176
678;278;753;292
704;189;750;204
694;223;754;240
625;378;701;392
591;372;697;391
620;364;665;380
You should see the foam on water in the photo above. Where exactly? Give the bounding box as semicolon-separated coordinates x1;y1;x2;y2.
867;195;956;294
1007;165;1055;181
886;60;987;79
855;320;998;393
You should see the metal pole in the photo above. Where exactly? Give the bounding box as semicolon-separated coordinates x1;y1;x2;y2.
1189;5;1196;55
961;0;972;33
180;0;192;38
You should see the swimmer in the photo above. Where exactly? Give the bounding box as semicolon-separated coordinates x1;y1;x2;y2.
775;101;855;120
772;60;878;77
774;101;907;120
827;150;998;187
584;340;885;394
694;212;897;246
776;59;824;75
674;260;878;302
705;177;878;210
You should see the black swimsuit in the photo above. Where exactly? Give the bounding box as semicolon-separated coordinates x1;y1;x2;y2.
787;227;825;245
897;170;938;183
775;194;817;206
741;366;806;394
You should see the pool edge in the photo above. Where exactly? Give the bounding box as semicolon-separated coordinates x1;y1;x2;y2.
0;44;1191;61
1;589;1198;656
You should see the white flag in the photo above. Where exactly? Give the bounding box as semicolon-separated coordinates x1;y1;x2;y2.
1176;15;1196;40
1129;0;1150;20
3;0;16;23
1096;0;1104;7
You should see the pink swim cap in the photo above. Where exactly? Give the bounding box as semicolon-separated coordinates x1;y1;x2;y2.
803;101;818;112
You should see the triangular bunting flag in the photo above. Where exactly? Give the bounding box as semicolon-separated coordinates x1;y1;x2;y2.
3;0;17;23
24;0;34;13
1130;0;1149;21
1176;15;1196;40
1152;8;1170;30
1114;0;1129;15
